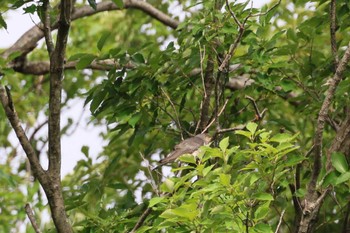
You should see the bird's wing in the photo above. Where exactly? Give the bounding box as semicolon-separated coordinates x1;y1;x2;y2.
159;146;198;165
174;137;203;150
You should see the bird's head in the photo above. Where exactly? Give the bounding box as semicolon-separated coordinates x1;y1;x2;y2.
197;133;212;144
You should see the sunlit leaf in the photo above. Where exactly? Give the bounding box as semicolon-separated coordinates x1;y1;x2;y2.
246;122;258;135
149;197;165;207
219;137;229;152
336;172;350;185
253;193;274;201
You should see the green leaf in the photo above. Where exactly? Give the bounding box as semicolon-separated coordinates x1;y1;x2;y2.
0;14;7;30
336;172;350;185
161;179;174;193
23;4;36;14
295;188;306;197
76;54;96;69
219;173;231;187
88;0;97;10
149;197;165;207
97;31;111;51
219;136;229;152
132;53;145;63
128;112;141;128
322;171;337;187
255;201;270;220
235;130;251;138
253;193;274;201
270;133;294;143
331;152;349;173
246;122;258;135
254;223;272;233
178;154;196;164
81;145;89;158
112;0;124;8
160;203;198;220
202;165;214;177
8;51;22;60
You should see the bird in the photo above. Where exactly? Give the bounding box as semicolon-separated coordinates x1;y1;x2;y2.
154;133;212;170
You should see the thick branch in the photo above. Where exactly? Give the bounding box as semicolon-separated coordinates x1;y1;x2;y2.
47;0;72;176
310;42;350;193
12;59;134;75
44;0;73;232
2;1;178;59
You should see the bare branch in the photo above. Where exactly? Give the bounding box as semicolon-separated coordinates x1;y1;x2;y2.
330;0;338;69
130;207;152;233
161;87;183;138
2;1;178;59
275;209;286;233
310;42;350;193
216;124;246;134
42;0;55;55
202;98;229;133
245;95;267;121
0;85;46;179
25;204;42;233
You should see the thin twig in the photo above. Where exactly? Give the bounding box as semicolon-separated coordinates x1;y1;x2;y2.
275;209;286;233
161;87;183;139
140;152;159;195
250;0;281;17
225;0;242;28
29;120;49;143
330;0;338;69
25;203;42;233
199;43;207;98
245;95;267;120
202;98;230;133
130;207;152;233
216;124;246;134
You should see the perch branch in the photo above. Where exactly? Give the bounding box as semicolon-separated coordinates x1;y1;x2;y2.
25;203;42;233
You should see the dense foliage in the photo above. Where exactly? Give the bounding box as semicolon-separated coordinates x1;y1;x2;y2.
1;0;350;232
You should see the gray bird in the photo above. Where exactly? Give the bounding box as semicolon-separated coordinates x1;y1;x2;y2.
154;133;212;169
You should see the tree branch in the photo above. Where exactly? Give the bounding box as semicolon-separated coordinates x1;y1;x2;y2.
330;0;338;70
130;207;152;233
42;0;55;55
0;85;46;179
310;42;350;193
2;1;178;60
25;203;42;233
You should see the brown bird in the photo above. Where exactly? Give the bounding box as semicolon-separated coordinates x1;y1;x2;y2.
154;133;212;169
